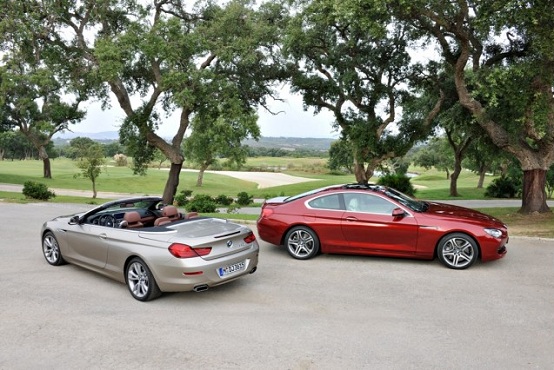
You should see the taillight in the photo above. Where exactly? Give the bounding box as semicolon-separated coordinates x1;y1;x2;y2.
243;232;256;244
260;208;273;218
168;243;212;258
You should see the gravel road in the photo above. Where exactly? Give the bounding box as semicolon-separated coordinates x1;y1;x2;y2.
1;202;553;369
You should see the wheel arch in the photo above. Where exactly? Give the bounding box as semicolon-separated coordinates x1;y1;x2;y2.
279;223;320;247
434;230;482;260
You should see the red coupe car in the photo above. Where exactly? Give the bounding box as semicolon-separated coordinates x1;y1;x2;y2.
257;184;508;269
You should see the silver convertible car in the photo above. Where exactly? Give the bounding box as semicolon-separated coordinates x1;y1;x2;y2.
41;196;259;301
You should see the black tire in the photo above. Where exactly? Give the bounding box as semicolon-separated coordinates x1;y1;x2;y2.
42;231;67;266
284;226;320;260
125;258;162;301
437;233;479;270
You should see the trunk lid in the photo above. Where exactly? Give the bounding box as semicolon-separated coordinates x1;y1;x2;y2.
138;218;255;260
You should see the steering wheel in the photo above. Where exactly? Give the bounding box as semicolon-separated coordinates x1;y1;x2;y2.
99;214;116;228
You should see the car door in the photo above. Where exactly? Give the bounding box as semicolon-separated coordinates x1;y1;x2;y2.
304;193;347;252
341;192;418;254
63;223;110;269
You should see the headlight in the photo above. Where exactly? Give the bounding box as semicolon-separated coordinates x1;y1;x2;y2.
484;228;502;238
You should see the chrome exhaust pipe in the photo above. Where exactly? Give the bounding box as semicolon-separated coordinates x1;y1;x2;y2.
193;284;209;292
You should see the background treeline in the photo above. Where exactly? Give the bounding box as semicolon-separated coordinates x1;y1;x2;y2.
2;0;554;212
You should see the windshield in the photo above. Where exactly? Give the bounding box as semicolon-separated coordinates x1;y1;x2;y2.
380;187;428;212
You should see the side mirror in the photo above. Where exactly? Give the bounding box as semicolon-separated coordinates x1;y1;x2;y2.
392;208;406;218
69;215;81;225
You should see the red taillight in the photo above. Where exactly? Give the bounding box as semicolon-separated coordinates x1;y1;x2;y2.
243;232;256;244
168;243;212;258
260;208;273;218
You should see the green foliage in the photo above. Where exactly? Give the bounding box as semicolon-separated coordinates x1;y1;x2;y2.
547;167;554;199
328;139;353;173
22;181;56;201
74;142;107;198
236;191;253;206
412;137;453;176
377;174;416;196
174;189;193;207
283;1;437;180
485;176;521;199
215;194;234;206
185;194;218;213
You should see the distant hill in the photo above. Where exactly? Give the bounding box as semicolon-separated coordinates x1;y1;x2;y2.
54;131;120;141
54;131;336;151
243;136;336;151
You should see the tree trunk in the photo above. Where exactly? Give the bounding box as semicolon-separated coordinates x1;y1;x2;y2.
450;167;460;197
354;163;368;184
520;169;550;214
477;168;486;189
37;145;52;178
92;178;97;199
196;164;208;187
43;157;52;179
449;151;464;197
162;162;182;205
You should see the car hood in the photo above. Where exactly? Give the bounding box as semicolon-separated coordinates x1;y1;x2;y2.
424;202;504;225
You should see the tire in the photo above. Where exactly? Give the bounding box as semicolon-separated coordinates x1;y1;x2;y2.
284;226;320;260
126;258;162;301
437;233;479;270
42;232;67;266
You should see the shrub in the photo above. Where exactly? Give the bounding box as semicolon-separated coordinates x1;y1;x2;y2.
174;189;193;206
377;174;416;196
485;176;519;198
185;194;218;213
113;153;128;167
22;181;56;201
215;194;234;206
236;191;253;206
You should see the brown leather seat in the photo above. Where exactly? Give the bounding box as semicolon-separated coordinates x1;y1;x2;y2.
154;206;182;226
154;216;170;226
161;206;181;221
123;211;143;229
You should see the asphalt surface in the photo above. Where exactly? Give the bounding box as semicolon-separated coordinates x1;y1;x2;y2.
1;202;553;369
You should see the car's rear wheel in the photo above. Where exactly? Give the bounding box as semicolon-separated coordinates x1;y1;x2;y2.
437;233;479;269
126;258;161;301
42;232;66;266
285;226;320;260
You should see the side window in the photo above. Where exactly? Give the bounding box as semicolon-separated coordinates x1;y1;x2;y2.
345;193;396;214
308;194;342;210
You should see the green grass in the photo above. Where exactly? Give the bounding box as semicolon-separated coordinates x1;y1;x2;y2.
2;158;554;238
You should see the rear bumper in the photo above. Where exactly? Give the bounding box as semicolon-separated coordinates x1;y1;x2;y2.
153;244;259;292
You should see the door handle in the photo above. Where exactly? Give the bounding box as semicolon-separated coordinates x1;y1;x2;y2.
99;233;107;239
345;216;358;222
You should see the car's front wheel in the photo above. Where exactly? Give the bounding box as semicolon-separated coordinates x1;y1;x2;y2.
42;232;66;266
285;226;320;260
126;258;161;301
437;233;479;269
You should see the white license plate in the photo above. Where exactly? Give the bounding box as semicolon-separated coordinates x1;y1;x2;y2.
218;261;246;277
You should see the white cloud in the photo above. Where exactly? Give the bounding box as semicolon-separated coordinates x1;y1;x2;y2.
75;87;339;139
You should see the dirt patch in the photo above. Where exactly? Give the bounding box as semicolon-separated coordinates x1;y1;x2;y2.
181;170;319;189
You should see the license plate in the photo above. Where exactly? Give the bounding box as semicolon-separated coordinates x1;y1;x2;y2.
218;261;246;277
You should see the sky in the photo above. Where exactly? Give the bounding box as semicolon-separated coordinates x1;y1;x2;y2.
76;86;339;139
